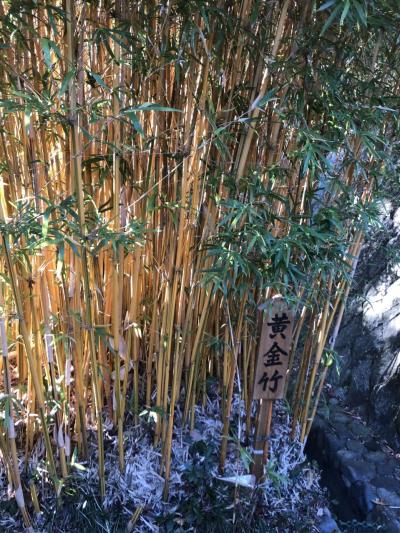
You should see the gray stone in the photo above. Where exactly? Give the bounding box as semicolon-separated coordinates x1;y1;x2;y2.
368;451;388;464
346;439;367;454
377;459;399;476
326;433;347;460
332;210;400;450
364;484;379;512
352;480;377;514
318;517;341;533
341;473;352;488
365;438;380;452
346;460;376;483
385;518;400;533
372;476;400;492
329;398;340;406
311;203;400;532
337;449;360;463
350;421;370;439
377;487;400;507
336;449;359;476
332;412;350;425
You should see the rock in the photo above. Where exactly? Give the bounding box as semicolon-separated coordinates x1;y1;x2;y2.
372;476;400;492
341;473;352;488
352;480;377;514
318;517;341;533
350;421;370;439
346;460;376;483
377;487;400;507
336;450;362;476
331;412;350;425
308;403;400;532
378;459;399;476
385;518;400;533
346;439;367;454
365;438;380;452
325;433;346;461
332;199;400;449
368;451;387;464
337;449;360;463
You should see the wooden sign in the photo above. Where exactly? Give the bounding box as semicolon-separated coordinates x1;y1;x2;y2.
253;297;294;400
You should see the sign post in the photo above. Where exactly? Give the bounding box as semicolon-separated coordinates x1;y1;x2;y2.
252;296;294;480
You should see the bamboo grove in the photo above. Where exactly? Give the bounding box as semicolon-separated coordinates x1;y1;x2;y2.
0;0;399;527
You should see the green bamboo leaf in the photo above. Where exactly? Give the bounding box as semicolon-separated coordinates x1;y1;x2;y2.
353;0;367;26
122;103;182;113
46;6;59;36
40;38;61;69
320;4;341;36
40;38;53;69
80;126;95;141
58;70;75;97
88;70;110;91
340;0;351;26
213;124;229;136
49;40;62;60
65;237;81;257
302;147;313;175
56;242;64;280
255;87;280;109
317;0;337;12
123;111;145;137
42;210;50;239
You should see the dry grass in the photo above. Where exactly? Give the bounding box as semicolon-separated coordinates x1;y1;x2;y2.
0;396;328;532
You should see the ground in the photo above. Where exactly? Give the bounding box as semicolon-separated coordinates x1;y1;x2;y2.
0;397;329;532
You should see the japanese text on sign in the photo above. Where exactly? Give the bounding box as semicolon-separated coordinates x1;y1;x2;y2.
253;298;294;400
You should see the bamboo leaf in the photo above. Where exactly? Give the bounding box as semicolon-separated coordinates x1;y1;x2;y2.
320;4;341;35
88;70;110;91
56;242;64;280
340;0;351;26
40;38;61;69
122;103;182;113
40;38;53;69
317;0;337;12
123;111;145;136
58;69;75;97
42;210;50;239
353;0;367;26
254;87;280;109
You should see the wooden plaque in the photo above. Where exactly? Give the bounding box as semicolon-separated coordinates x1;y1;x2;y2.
253;297;294;400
